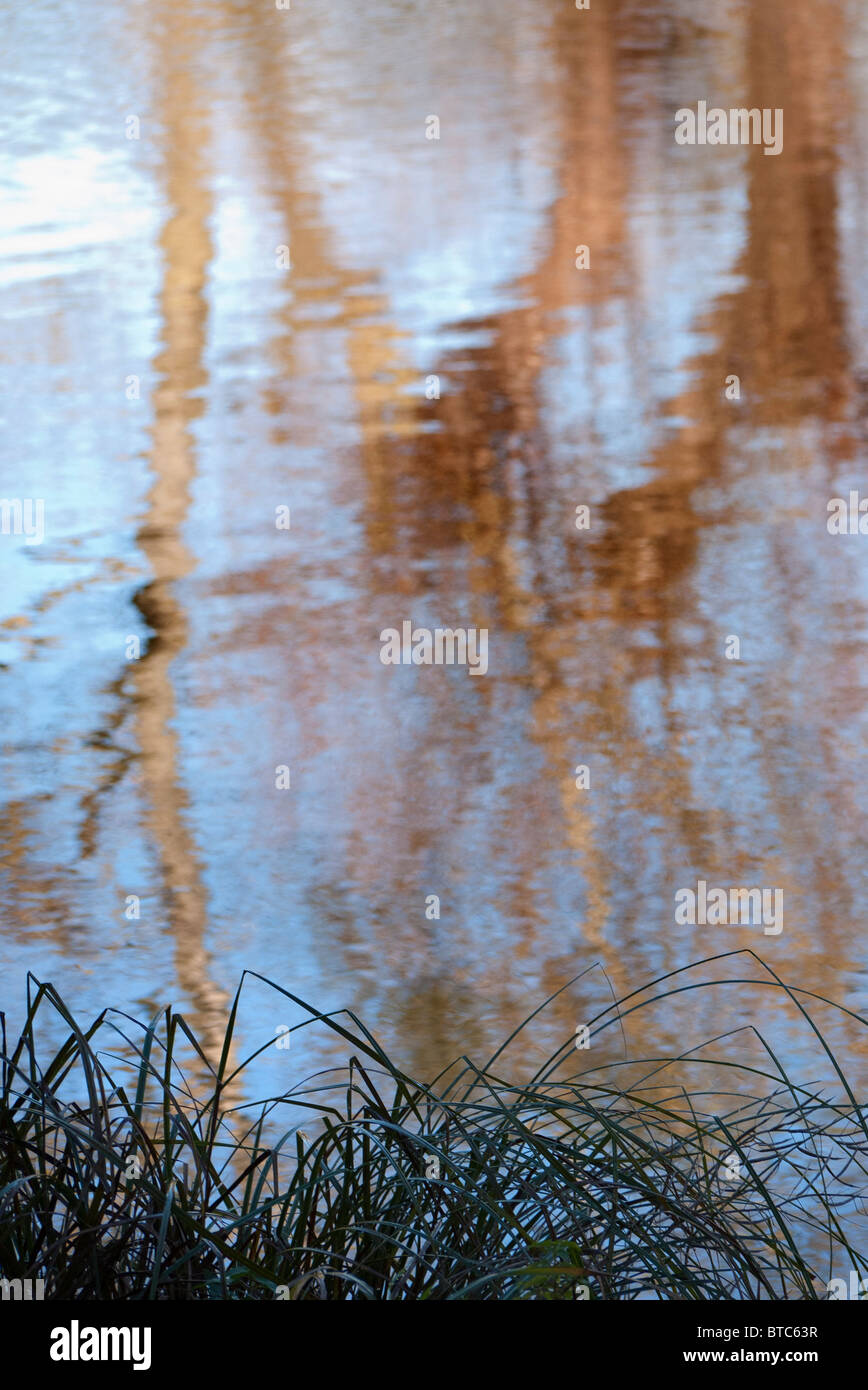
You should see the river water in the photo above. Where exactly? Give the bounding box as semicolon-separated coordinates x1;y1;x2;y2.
3;0;868;1100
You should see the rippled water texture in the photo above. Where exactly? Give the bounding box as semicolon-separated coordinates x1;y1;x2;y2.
2;0;868;1092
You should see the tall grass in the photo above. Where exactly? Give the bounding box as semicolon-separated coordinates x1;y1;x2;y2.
1;952;866;1299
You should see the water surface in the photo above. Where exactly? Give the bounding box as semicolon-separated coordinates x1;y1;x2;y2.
2;0;868;1098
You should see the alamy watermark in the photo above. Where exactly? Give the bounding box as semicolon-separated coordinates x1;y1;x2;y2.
675;880;784;936
379;621;488;676
0;498;44;544
827;1271;868;1300
675;102;783;156
1;1276;44;1300
49;1321;151;1370
827;491;868;534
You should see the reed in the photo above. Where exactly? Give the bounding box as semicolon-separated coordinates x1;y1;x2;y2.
1;953;865;1300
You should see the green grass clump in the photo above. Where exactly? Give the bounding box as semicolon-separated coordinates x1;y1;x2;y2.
1;952;866;1300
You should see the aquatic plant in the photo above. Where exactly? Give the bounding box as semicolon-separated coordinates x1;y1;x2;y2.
0;954;865;1300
